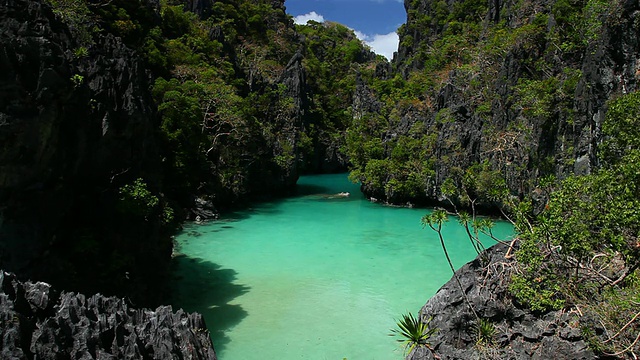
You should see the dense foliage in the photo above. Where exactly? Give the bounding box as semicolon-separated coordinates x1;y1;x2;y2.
347;0;625;209
46;0;380;213
149;0;303;207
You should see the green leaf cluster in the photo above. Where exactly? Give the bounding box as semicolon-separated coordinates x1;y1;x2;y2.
511;159;640;314
117;178;160;218
473;318;496;346
46;0;93;45
601;91;640;164
391;312;437;355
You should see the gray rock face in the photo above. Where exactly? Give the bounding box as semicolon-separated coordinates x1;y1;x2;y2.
0;271;217;359
192;196;219;221
274;49;306;186
409;243;595;360
183;0;213;19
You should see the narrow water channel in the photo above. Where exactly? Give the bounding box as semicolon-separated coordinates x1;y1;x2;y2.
170;174;513;359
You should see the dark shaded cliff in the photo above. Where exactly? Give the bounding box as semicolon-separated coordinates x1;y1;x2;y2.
0;0;172;305
0;0;380;302
350;0;640;207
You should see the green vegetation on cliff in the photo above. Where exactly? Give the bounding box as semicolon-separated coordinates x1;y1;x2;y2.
3;0;378;303
47;0;379;212
348;0;630;209
296;20;377;172
335;0;640;356
515;91;640;355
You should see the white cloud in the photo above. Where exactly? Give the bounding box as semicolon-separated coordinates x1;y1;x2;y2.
293;11;325;25
357;31;399;61
353;30;367;41
293;13;399;61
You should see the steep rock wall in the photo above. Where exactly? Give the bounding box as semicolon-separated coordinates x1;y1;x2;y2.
0;0;169;305
353;0;640;205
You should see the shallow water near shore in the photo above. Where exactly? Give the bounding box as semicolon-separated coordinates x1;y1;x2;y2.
170;174;513;360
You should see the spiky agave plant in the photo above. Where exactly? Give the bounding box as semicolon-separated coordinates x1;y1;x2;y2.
391;312;437;354
472;318;496;346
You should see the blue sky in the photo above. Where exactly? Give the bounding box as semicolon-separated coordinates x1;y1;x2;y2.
284;0;406;60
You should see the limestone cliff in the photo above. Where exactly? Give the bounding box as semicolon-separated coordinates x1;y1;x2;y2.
0;0;170;305
351;0;640;206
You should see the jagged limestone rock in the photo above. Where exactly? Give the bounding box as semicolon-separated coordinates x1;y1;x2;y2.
409;243;595;360
0;271;217;359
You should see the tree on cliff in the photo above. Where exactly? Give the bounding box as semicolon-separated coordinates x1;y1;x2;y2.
421;91;640;357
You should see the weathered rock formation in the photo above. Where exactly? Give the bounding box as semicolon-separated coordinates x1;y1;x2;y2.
409;243;595;360
0;271;216;359
353;0;640;205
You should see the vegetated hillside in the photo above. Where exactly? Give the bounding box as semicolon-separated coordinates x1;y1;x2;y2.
113;0;378;212
349;0;639;208
296;20;380;173
352;0;640;358
0;0;378;305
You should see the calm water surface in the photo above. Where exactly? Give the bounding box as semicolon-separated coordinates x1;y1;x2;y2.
170;174;513;359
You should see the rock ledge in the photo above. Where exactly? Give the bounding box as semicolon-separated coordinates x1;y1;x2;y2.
409;243;595;360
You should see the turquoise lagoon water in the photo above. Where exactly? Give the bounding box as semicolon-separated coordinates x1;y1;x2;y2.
170;174;513;360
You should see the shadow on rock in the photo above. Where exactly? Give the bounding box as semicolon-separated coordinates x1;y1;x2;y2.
169;255;249;355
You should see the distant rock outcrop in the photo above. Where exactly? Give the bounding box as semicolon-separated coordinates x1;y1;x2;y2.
0;271;217;359
409;243;595;360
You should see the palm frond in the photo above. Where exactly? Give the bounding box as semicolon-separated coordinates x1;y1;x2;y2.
390;312;438;354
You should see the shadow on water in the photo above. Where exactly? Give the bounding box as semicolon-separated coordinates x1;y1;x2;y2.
170;254;250;355
179;182;335;232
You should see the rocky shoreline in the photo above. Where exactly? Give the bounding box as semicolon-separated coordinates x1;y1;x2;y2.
409;243;595;360
0;271;217;359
